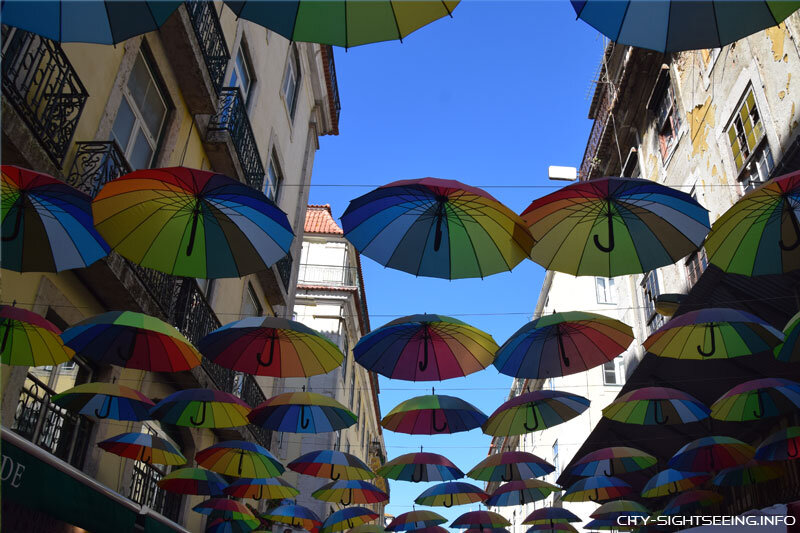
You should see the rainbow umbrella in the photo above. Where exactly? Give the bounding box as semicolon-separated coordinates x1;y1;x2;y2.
776;311;800;362
0;305;74;366
467;451;554;482
312;480;388;506
196;440;285;478
668;436;755;472
321;507;379;533
376;452;464;482
61;311;202;371
522;507;581;526
199;317;344;377
641;469;710;498
206;517;261;533
224;477;299;501
711;378;800;421
450;511;511;530
1;165;109;272
466;529;509;533
602;387;709;425
662;490;723;515
354;314;497;381
414;482;488;507
288;449;373;480
643;308;784;360
712;460;784;486
655;293;685;317
382;392;487;435
527;525;576;533
562;476;632;502
494;312;633;379
521;177;709;277
570;447;656;477
342;177;534;279
583;519;634;531
150;389;251;428
756;426;800;461
705;169;800;276
485;479;561;506
349;526;385;533
407;528;449;533
157;467;228;496
482;390;590;436
248;391;357;433
97;432;185;465
590;501;649;520
262;504;322;531
51;382;154;421
92;167;294;278
386;511;448;531
194;498;255;519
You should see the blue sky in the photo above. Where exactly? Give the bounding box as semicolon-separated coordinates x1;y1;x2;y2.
308;1;602;527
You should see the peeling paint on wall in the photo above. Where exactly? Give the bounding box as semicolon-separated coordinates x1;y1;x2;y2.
688;97;716;157
765;23;787;62
646;153;659;182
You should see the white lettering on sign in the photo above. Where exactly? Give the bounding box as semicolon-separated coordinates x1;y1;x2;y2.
1;455;26;488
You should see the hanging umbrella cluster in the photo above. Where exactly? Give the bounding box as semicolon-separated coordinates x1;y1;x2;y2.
602;387;709;425
158;467;228;496
386;510;447;531
52;382;154;421
641;468;709;498
377;451;464;482
485;479;561;506
98;432;185;465
150;388;251;428
381;391;487;434
414;481;488;507
482;390;590;436
248;390;356;433
321;507;379;533
570;447;655;477
467;451;554;481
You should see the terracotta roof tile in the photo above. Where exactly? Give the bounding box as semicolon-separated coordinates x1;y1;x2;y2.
304;204;343;235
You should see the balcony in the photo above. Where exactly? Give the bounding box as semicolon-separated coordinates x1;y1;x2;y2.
298;264;358;288
578;82;614;181
320;45;341;135
129;460;183;523
66;141;132;197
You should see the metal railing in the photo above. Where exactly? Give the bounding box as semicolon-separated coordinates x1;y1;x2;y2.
1;27;88;165
324;45;341;128
209;87;266;190
578;82;614;181
66;141;132;197
239;374;272;448
297;264;358;288
185;0;229;95
276;254;294;293
129;462;182;523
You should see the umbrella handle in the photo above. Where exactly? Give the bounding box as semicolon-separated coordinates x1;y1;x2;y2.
501;463;513;482
1;197;24;242
340;489;352;506
696;324;716;357
117;343;136;364
779;199;800;251
654;402;669;425
411;463;424;482
254;485;262;501
523;403;540;431
789;439;798;458
348;519;354;529
419;324;430;372
140;449;151;464
603;461;615;477
588;488;599;502
593;205;615;253
300;405;311;429
257;329;278;366
669;482;678;495
557;329;570;368
94;396;112;419
186;203;201;256
432;409;448;433
331;466;341;480
189;402;207;426
444;493;454;508
238;450;245;476
753;391;765;419
433;197;446;252
1;320;12;354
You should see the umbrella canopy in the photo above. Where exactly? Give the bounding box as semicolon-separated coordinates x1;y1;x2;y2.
342;177;535;279
194;498;254;518
655;293;686;317
1;165;109;272
494;311;633;379
526;525;576;533
467;451;554;482
776;311;800;362
590;500;649;520
705;169;800;276
199;316;344;377
248;391;357;433
668;436;755;472
349;526;386;533
414;481;488;507
521;176;709;277
643;308;783;360
583;519;634;531
602;387;710;425
288;450;374;480
561;476;632;502
92;167;294;278
386;511;448;531
51;382;154;421
522;507;581;526
97;432;185;465
662;490;723;515
224;477;299;501
482;390;590;436
206;517;260;533
712;460;784;486
376;452;464;482
157;467;228;496
466;530;509;533
354;314;497;381
711;378;800;421
150;389;251;428
61;310;201;371
313;480;388;505
570;447;656;477
262;504;321;531
382;393;487;435
485;479;562;506
321;507;379;533
641;469;710;498
450;511;511;529
0;305;74;366
756;426;800;461
196;440;285;478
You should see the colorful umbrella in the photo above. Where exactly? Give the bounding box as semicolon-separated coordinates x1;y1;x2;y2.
526;525;576;533
414;482;488;507
288;449;373;480
354;314;497;381
641;469;710;498
655;294;685;317
407;528;450;533
711;378;800;421
1;165;109;272
157;467;228;496
450;511;511;530
643;307;784;360
224;477;299;501
248;391;357;433
349;526;385;533
522;507;581;526
521;176;709;277
60;310;202;371
150;389;251;428
262;504;322;531
199;317;344;377
376;452;464;482
755;426;800;461
342;177;535;279
712;460;784;486
570;447;656;477
485;479;562;506
662;490;723;515
92;167;294;278
465;529;509;533
196;440;285;478
312;480;388;505
590;501;649;520
386;511;448;531
51;382;154;421
0;305;74;366
206;517;261;533
776;311;800;362
583;519;634;531
562;476;632;502
705;169;800;276
194;498;255;519
668;436;755;472
602;387;710;425
467;451;554;482
494;312;633;378
482;390;590;436
321;507;379;533
381;392;487;434
97;432;185;465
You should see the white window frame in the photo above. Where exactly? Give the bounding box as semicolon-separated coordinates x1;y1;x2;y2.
282;45;301;121
595;277;618;304
265;149;283;202
230;44;253;103
603;356;625;386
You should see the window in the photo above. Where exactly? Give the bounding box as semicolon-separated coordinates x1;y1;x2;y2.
552;440;560;480
686;247;707;287
266;150;283;202
341;328;350;383
595;277;617;304
349;368;356;408
603;356;625;385
112;50;167;170
282;46;301;119
230;45;253;102
727;88;773;194
241;282;263;318
641;271;664;335
656;82;681;162
196;279;215;302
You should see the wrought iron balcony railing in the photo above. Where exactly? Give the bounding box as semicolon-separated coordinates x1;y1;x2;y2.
298;263;357;288
129;461;182;523
1;27;88;165
276;254;294;293
66;141;132;197
185;0;229;95
239;374;272;448
323;45;341;132
578;82;615;181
